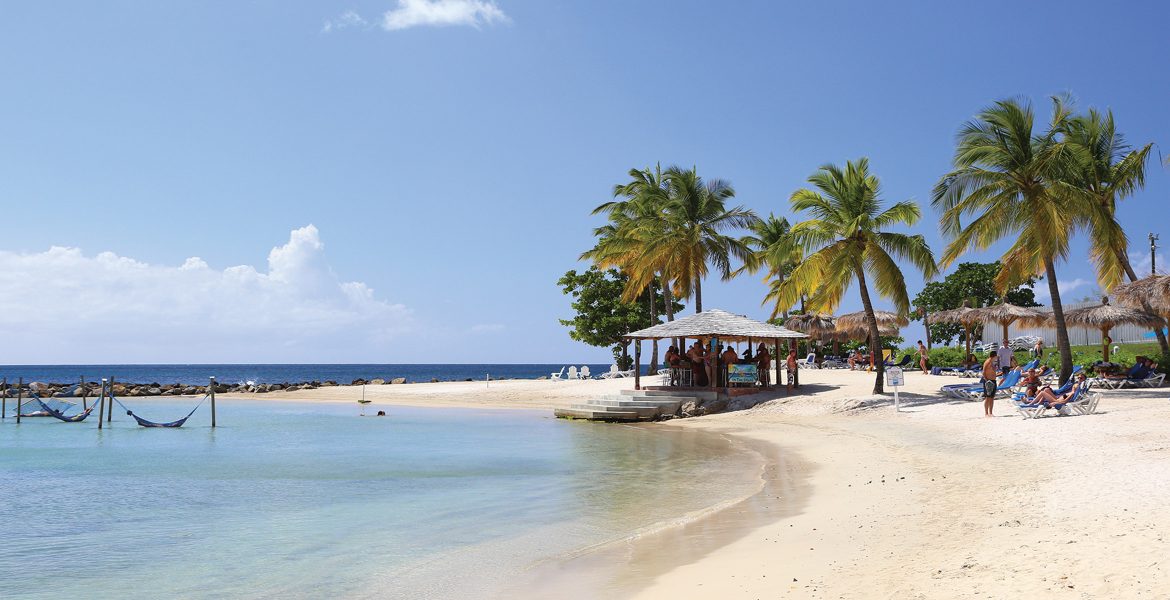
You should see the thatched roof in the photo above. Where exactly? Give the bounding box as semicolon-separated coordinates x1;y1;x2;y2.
1029;296;1164;331
969;302;1046;326
624;308;807;341
1113;275;1170;314
783;313;837;335
1055;297;1166;331
834;310;909;334
928;304;982;326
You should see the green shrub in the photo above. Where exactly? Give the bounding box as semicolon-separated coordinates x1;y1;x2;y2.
926;346;969;367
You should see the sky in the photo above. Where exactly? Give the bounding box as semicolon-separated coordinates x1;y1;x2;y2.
0;0;1167;364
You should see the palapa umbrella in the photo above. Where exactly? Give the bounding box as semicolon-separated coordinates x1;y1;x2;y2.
783;313;838;336
1113;274;1170;315
927;302;983;357
1043;297;1165;362
835;310;909;335
969;302;1047;345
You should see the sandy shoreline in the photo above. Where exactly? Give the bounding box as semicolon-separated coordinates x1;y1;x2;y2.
225;369;1170;598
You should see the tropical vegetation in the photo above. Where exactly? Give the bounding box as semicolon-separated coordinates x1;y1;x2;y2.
912;262;1039;345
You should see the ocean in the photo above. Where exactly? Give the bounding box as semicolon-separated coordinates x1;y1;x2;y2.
0;364;615;386
0;399;765;599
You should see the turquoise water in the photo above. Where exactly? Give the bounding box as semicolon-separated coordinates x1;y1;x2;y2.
0;399;762;599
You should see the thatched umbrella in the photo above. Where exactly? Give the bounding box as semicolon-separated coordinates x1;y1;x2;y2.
969;302;1047;345
783;313;837;336
835;310;908;335
927;303;982;358
1114;274;1170;315
1040;297;1165;362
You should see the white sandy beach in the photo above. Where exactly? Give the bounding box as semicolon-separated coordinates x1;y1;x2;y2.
229;368;1170;598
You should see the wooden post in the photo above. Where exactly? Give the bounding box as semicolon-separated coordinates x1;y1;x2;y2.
210;376;217;427
107;377;115;423
2;377;6;419
633;341;641;391
98;379;106;429
81;375;87;411
16;377;22;424
711;336;719;390
774;337;781;391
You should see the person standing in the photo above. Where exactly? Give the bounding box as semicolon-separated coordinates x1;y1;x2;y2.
786;348;799;391
1033;338;1044;360
996;340;1014;375
755;343;771;386
981;353;999;417
917;340;929;374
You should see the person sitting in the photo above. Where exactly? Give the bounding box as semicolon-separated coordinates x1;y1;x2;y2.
1022;368;1042;399
1103;358;1151;383
1028;373;1088;410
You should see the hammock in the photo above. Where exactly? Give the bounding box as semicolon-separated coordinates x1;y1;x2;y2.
16;396;77;417
110;394;208;428
34;394;98;423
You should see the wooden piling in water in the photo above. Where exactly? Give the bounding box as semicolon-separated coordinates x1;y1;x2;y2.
16;377;22;424
2;377;6;419
81;375;87;411
107;376;115;423
210;376;217;428
98;378;106;429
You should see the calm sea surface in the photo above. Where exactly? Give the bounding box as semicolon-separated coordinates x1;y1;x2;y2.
0;399;763;599
0;364;614;385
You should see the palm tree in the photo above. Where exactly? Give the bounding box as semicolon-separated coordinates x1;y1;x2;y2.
1058;109;1168;353
584;166;674;371
741;214;804;319
773;158;937;394
933;97;1081;384
639;166;759;313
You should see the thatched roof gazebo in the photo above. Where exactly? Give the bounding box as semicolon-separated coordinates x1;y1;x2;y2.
927;302;982;357
623;308;806;390
970;302;1046;345
783;313;838;337
1037;297;1165;362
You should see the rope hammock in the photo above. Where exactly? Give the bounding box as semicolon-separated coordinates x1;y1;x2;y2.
15;396;77;418
33;394;98;423
110;393;209;428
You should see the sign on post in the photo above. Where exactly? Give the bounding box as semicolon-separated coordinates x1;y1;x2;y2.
728;364;758;384
885;366;904;411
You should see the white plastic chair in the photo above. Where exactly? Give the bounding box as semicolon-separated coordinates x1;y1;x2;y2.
550;366;566;380
598;365;620;379
566;366;578;380
579;366;591;379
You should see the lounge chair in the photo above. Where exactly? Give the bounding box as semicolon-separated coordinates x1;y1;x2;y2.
1093;364;1163;390
597;365;620;379
566;366;578;380
550;366;567;381
885;354;912;369
579;366;591;379
1014;380;1095;418
803;353;819;369
956;369;1023;400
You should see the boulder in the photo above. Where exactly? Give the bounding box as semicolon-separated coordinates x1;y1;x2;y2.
430;378;439;383
322;380;338;386
351;378;367;386
369;378;385;385
391;378;406;385
147;387;163;396
285;385;300;392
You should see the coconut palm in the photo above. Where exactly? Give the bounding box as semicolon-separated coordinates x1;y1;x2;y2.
639;166;759;313
933;97;1082;384
740;214;804;318
772;158;938;394
1057;109;1167;352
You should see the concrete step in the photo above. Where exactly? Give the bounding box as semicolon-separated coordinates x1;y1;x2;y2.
593;398;682;408
570;403;661;417
625;389;719;401
554;407;643;421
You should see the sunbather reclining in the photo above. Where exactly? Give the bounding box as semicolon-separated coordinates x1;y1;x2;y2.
1025;373;1087;408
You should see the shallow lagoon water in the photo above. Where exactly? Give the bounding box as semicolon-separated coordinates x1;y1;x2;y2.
0;399;763;599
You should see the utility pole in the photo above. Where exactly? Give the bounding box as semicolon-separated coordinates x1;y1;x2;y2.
1151;233;1160;275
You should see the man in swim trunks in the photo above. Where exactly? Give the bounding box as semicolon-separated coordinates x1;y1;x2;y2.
981;353;999;417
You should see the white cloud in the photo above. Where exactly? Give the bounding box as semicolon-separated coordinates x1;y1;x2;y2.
0;225;413;362
1034;277;1092;303
322;10;369;33
382;0;508;30
1129;251;1167;277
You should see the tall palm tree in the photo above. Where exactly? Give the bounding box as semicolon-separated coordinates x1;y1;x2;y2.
740;214;804;318
933;97;1082;384
640;166;759;313
773;158;937;394
1058;109;1167;353
584;166;674;370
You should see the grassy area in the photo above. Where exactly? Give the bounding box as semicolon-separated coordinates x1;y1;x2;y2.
908;341;1166;372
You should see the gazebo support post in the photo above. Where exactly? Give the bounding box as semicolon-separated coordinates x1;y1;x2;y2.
711;336;719;391
633;339;641;391
774;337;780;390
1102;327;1111;363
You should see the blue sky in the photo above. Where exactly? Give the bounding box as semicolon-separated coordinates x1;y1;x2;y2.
1;0;1167;363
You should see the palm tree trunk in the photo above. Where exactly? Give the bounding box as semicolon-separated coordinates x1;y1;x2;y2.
1119;251;1170;353
648;283;659;375
694;275;703;313
1045;257;1074;385
855;265;885;394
